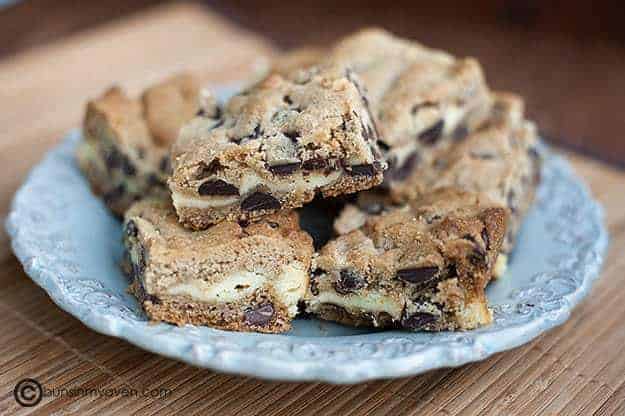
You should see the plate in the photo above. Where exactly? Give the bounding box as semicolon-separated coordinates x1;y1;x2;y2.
6;118;608;384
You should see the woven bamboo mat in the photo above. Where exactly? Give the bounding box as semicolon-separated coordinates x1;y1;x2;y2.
1;3;624;415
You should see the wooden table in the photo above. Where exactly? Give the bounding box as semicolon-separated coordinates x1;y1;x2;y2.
1;3;624;415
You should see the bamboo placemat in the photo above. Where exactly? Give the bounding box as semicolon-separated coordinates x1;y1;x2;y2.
1;3;624;415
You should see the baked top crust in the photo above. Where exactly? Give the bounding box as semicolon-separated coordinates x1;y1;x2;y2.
169;64;387;228
123;198;314;333
78;73;214;216
306;187;508;331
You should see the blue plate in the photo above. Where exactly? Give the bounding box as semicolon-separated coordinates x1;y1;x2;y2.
6;117;607;383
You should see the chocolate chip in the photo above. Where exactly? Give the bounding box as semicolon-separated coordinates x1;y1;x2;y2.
121;157;136;176
310;269;325;296
302;157;328;171
132;246;146;279
418;120;445;145
106;148;135;176
159;156;171;174
244;303;274;326
446;264;458;278
144;294;161;305
283;130;300;142
147;174;166;188
333;269;366;295
196;159;224;179
347;164;376;177
124;220;138;238
411;101;436;115
103;184;126;205
391;152;419;181
198;179;239;196
248;125;262;140
269;162;300;175
196;106;222;119
121;249;133;279
425;214;442;224
238;219;250;227
105;148;122;169
463;234;478;245
401;312;437;330
283;95;293;105
377;140;390;152
470;247;487;265
481;228;490;250
452;124;469;141
241;192;281;211
396;266;439;284
296;300;308;316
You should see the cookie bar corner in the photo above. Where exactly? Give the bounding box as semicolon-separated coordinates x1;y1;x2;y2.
78;73;213;216
123;199;313;333
305;187;508;331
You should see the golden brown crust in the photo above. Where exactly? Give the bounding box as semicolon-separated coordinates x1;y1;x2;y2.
78;73;211;216
142;73;204;147
129;279;292;333
123;199;314;333
306;187;508;331
390;92;541;252
270;28;494;197
170;64;387;229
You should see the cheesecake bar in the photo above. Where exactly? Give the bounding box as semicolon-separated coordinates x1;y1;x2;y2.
390;93;541;253
78;73;215;216
169;64;386;229
305;187;507;331
124;199;313;333
273;28;493;190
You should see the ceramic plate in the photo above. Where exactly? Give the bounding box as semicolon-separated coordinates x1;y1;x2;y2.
6;91;607;383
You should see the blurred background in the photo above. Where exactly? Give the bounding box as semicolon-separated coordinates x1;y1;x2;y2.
2;0;624;166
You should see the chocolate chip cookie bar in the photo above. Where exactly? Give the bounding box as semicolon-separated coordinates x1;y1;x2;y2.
390;93;541;254
169;65;386;229
124;198;313;333
273;28;493;189
305;187;507;331
78;73;215;216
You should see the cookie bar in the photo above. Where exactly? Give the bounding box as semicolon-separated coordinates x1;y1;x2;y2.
390;93;541;253
305;187;507;331
273;29;493;190
78;73;215;216
169;65;386;229
123;198;314;333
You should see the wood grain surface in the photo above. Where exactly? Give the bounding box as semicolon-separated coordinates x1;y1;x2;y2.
1;2;624;415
